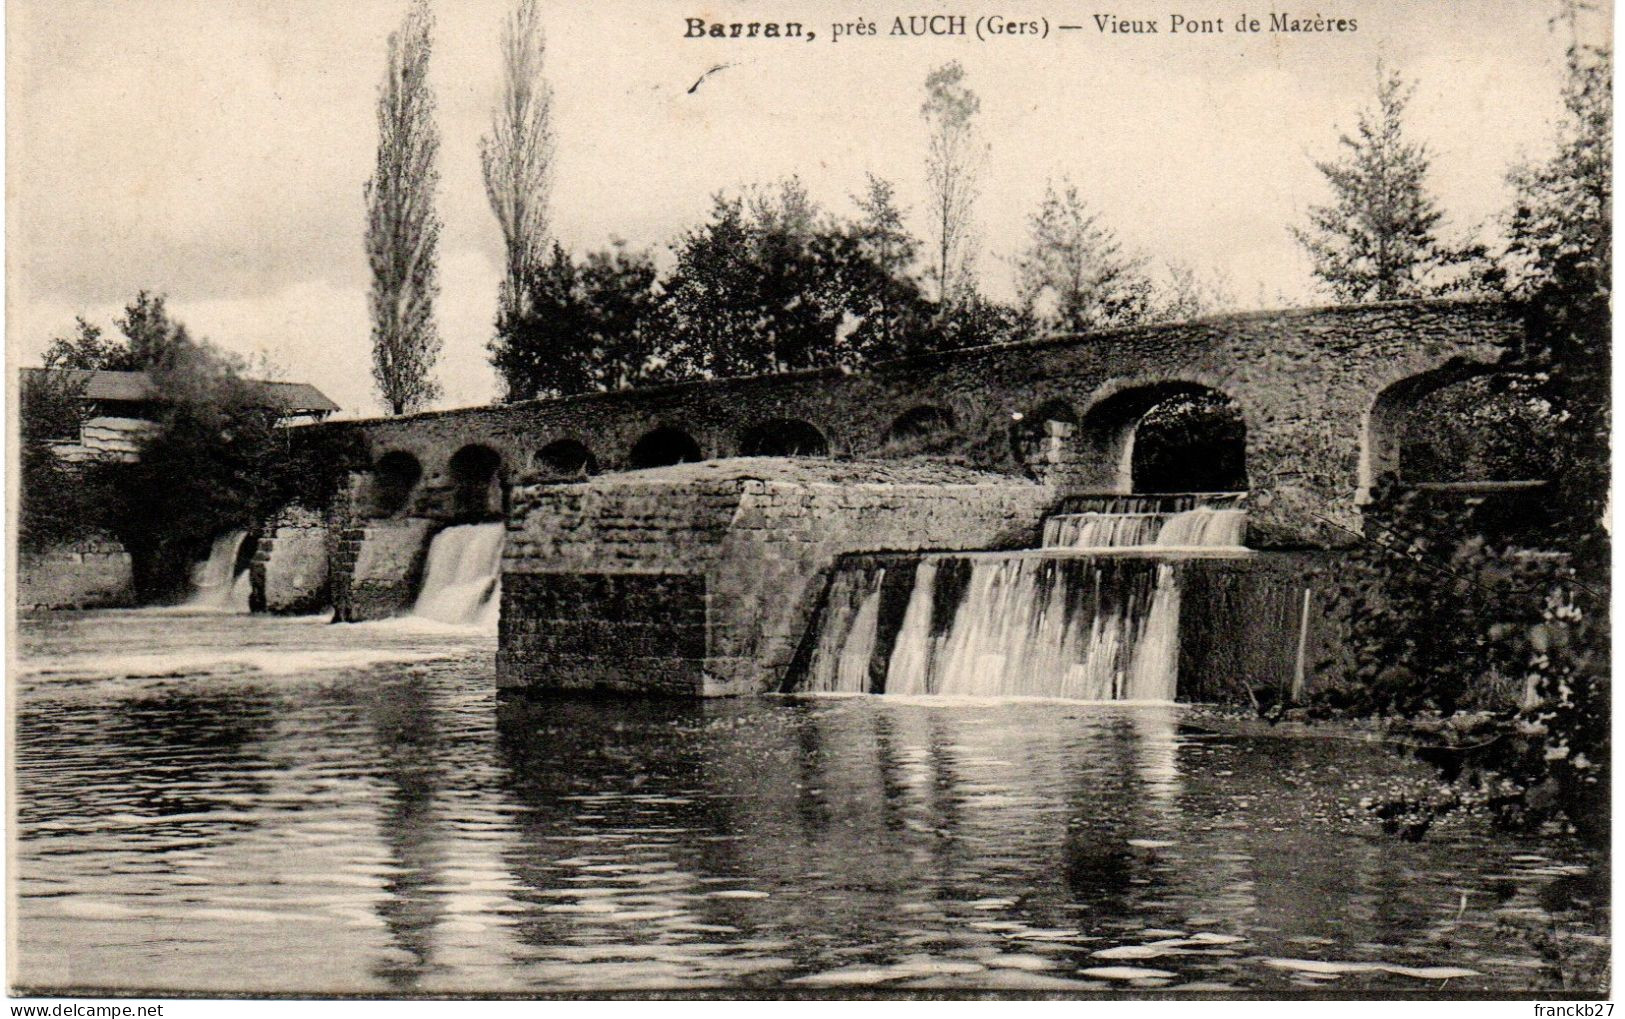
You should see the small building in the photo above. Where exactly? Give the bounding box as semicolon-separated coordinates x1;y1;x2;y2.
21;368;339;462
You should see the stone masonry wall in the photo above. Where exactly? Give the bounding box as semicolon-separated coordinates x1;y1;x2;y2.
251;504;330;614
498;459;1059;696
332;518;437;622
17;537;136;610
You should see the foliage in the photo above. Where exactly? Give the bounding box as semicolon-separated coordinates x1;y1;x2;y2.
1399;375;1559;483
490;241;672;400
365;0;443;415
661;179;936;378
18;370;99;552
481;0;556;321
840;175;934;359
1312;45;1609;848
1291;64;1489;302
20;294;338;600
1315;483;1607;846
921;60;984;309
1014;180;1155;333
1502;41;1611;540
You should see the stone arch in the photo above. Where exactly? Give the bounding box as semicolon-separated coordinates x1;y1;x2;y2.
1079;381;1248;493
738;418;829;457
1362;362;1550;499
629;426;703;470
533;439;598;480
366;450;423;518
448;444;507;520
1010;397;1081;480
883;405;959;452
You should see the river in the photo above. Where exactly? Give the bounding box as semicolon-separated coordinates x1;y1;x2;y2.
11;610;1603;995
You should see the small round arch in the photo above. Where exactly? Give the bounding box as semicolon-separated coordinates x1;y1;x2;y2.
739;419;829;457
629;427;703;470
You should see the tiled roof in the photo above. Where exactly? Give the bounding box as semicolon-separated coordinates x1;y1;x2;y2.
21;369;339;414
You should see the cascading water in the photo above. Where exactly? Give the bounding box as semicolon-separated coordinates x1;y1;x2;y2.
1044;506;1247;550
797;501;1248;701
411;522;505;627
186;530;252;612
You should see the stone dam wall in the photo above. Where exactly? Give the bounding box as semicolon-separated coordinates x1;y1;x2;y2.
498;459;1057;695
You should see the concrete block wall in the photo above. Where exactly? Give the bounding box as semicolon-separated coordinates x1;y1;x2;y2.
498;459;1059;696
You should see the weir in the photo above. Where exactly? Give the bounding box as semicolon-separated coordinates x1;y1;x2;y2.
411;522;504;627
794;506;1252;700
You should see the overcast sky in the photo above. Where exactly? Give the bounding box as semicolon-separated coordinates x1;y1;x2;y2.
7;0;1608;416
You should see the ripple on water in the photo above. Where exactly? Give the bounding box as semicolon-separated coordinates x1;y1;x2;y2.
10;611;1605;996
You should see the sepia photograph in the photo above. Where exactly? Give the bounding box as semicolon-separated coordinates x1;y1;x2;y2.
6;0;1612;1001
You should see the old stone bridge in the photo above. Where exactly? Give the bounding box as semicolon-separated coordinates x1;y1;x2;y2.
318;300;1516;539
251;299;1526;695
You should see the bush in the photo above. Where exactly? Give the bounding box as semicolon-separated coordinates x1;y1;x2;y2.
1315;480;1607;845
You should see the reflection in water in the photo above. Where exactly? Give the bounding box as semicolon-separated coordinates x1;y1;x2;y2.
12;612;1604;995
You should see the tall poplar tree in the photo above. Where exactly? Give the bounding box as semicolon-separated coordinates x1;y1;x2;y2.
1291;64;1484;303
482;0;556;320
921;61;983;312
365;0;442;415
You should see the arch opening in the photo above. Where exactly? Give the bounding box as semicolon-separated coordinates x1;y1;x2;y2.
448;444;507;521
739;419;829;457
883;405;959;454
1399;374;1554;486
366;451;423;518
1079;383;1247;494
629;427;703;470
1361;364;1554;501
534;439;598;480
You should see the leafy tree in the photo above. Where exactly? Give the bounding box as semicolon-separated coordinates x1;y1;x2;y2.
840;175;932;359
663;180;854;377
482;0;556;321
41;291;195;372
490;241;671;400
1014;180;1154;333
365;0;442;415
1503;41;1611;536
1291;64;1487;302
1316;43;1610;847
921;61;984;311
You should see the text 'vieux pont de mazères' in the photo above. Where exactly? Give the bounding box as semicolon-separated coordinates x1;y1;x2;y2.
683;11;1359;43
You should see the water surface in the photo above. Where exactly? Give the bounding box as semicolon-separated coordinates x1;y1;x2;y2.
12;611;1603;995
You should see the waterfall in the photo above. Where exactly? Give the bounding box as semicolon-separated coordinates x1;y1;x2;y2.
1154;507;1246;549
186;530;251;612
411;522;505;627
797;499;1250;700
888;556;1178;700
1044;506;1247;550
802;567;888;693
801;555;1180;701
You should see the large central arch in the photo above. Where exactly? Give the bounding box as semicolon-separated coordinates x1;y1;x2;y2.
1077;381;1248;493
